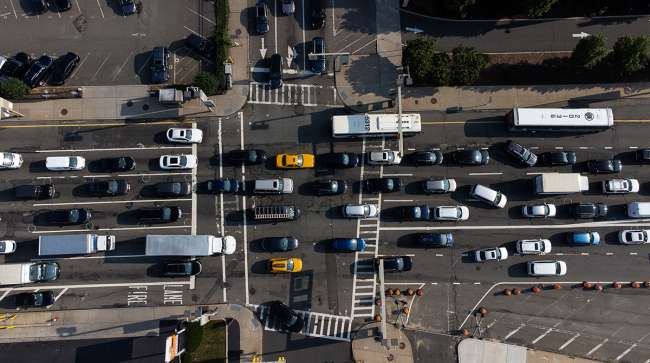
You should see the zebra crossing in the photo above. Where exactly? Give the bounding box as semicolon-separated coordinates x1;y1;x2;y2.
250;304;352;341
350;138;385;319
248;82;343;107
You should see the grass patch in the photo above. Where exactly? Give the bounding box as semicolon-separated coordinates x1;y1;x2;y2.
184;320;227;363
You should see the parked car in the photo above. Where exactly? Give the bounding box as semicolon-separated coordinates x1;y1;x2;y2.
51;0;71;11
159;155;197;169
166;128;203;144
506;140;537;166
527;260;567;277
374;256;412;272
602;179;639;194
635;149;650;163
516;239;551;255
618;230;650;245
282;0;295;14
45;208;91;225
269;53;283;89
432;206;469;221
23;55;54;88
207;179;239;193
331;238;366;252
99;156;136;172
87;180;130;196
540;151;576;166
268;257;303;273
0;152;23;169
46;156;85;171
185;34;216;59
366;150;401;165
469;184;507;208
364;177;401;193
49;52;79;86
474;247;508;262
310;37;326;73
521;203;556;218
417;233;453;248
30;262;60;282
15;184;55;200
412;150;443;165
118;0;137;15
32;0;48;14
150;47;170;83
0;240;16;254
399;205;430;221
573;202;608;219
255;1;270;34
260;237;299;252
267;300;303;332
322;152;359;168
567;231;600;246
342;204;379;218
314;179;346;195
422;178;456;194
228;149;267;165
138;207;181;223
588;159;622;174
276;153;315;169
15;291;55;308
163;260;202;277
155;182;192;197
452;149;489;165
0;53;31;79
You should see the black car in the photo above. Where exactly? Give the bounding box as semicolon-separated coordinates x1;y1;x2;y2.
322;152;359;168
88;180;130;196
162;260;202;277
452;149;490;165
207;178;239;193
636;149;650;163
260;237;299;252
138;207;181;223
150;47;170;83
540;151;577;166
99;156;136;172
506;140;537;167
45;208;91;225
49;52;79;86
267;301;303;332
32;0;48;14
228;149;267;165
185;34;216;59
374;256;412;273
573;203;608;219
310;0;326;29
15;184;55;200
23;55;54;88
154;182;192;197
310;37;326;74
364;177;401;193
412;150;443;165
118;0;137;15
588;159;622;174
255;1;269;34
315;179;346;195
15;291;55;308
269;53;282;89
30;262;60;282
399;205;430;220
0;53;31;79
51;0;71;11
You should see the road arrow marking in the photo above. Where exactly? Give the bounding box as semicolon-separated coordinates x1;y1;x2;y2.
260;38;267;59
572;32;590;38
405;27;423;33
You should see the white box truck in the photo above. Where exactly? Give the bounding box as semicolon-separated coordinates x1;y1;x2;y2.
38;234;116;256
0;262;60;285
534;173;589;194
145;235;236;256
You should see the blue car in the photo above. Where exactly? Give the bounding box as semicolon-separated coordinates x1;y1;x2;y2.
331;238;366;252
207;178;239;193
417;233;453;248
400;205;430;221
567;231;600;246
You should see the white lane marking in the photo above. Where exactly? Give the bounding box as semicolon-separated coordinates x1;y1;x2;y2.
218;117;226;303
33;198;191;207
301;0;305;70
0;12;11;17
579;146;589;149
0;289;12;302
70;53;90;80
503;325;523;340
382;173;413;177
183;25;200;36
382;220;650;231
351;38;377;55
468;172;502;176
36;172;192;180
532;328;553;344
587;339;608;356
187;7;215;24
53;288;69;302
0;281;191;292
74;0;81;12
554;146;564;150
240;112;250;306
112;52;134;81
604;146;613;149
335;35;370;54
90;53;111;81
559;333;580;350
189;276;195;290
95;0;105;18
331;0;336;37
274;0;278;54
36;146;192;153
629;146;638;149
191;121;197;236
8;0;17;18
383;199;414;203
525;172;544;175
31;225;191;234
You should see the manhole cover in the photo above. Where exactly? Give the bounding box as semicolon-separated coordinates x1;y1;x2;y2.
414;100;419;105
73;15;87;33
126;101;133;107
430;98;437;104
60;108;68;115
142;104;149;111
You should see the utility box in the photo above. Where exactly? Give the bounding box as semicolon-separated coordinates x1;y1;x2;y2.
158;88;184;106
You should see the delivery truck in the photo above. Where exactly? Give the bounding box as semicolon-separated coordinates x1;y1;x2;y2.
0;262;60;285
145;235;236;256
38;234;116;256
533;173;589;195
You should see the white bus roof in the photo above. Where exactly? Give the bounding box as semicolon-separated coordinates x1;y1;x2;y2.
332;113;421;136
512;108;613;127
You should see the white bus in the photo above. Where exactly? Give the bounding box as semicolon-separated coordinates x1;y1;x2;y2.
332;113;422;138
506;108;614;132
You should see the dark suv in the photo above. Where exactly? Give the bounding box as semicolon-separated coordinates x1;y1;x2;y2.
267;301;303;332
138;207;181;223
310;37;326;74
45;208;91;225
49;52;80;86
150;47;170;83
310;0;326;29
269;54;282;89
163;260;202;277
573;202;608;219
185;34;215;59
88;180;130;196
23;55;54;88
15;184;55;200
506;140;537;167
255;1;269;34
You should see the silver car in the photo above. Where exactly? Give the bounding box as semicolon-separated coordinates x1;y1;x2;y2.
342;204;379;218
422;178;457;194
366;150;402;165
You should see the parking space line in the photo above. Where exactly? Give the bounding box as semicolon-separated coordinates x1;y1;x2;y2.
70;53;90;80
586;338;608;356
217;118;226;302
53;288;69;302
531;328;553;344
95;0;105;18
383;199;413;203
187;7;215;25
382;173;412;177
503;324;524;340
112;52;134;81
31;225;191;234
351;39;377;55
36;172;192;180
136;53;153;79
301;0;305;69
274;0;278;54
615;344;636;361
91;53;111;81
191;121;197;235
74;0;81;12
183;25;200;36
558;333;580;350
469;172;503;176
8;0;17;19
37;146;192;153
33;198;192;207
0;289;12;302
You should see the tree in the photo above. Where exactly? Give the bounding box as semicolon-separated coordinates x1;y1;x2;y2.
403;39;436;86
522;0;559;18
449;47;488;85
193;72;219;96
571;34;609;72
441;0;476;18
0;78;29;100
430;53;451;86
608;36;650;77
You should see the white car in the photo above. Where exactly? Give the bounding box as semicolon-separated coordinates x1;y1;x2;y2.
159;155;198;169
46;156;86;171
0;240;16;254
342;204;379;218
474;247;508;262
516;239;551;255
521;203;556;218
366;150;402;165
602;179;639;194
527;260;567;276
432;206;469;221
0;152;22;169
166;128;203;144
618;229;650;245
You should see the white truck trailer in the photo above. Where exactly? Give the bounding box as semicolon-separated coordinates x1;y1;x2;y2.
145;235;236;256
534;173;589;194
38;234;116;256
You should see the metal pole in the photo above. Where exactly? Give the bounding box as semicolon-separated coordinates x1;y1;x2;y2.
379;259;387;340
397;82;404;158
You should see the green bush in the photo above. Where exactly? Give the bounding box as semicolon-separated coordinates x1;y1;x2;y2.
430;53;451;86
193;72;219;96
403;39;436;86
523;0;560;17
608;36;650;78
449;47;488;85
571;34;609;72
0;78;29;100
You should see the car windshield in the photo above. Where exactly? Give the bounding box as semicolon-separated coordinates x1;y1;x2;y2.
69;209;79;221
479;251;487;260
168;156;179;165
1;153;12;165
69;157;77;168
286;259;294;271
277;238;288;250
257;5;264;16
296;155;303;166
362;205;369;215
161;208;171;220
107;181;118;192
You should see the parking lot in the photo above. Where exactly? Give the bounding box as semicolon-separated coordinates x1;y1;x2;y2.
0;0;211;85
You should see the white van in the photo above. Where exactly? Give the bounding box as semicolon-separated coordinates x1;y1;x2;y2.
470;184;507;208
46;156;86;171
254;178;293;194
627;202;650;218
527;260;567;276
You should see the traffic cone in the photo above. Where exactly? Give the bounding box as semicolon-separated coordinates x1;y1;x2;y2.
503;289;512;296
612;282;622;289
394;288;401;296
553;283;562;290
594;284;603;292
386;289;393;297
631;282;641;288
416;289;424;296
531;286;541;293
513;288;522;295
406;288;414;296
582;281;592;289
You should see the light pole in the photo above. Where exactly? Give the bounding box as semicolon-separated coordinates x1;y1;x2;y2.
396;67;412;159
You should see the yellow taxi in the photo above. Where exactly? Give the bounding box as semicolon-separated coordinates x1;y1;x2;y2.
275;153;315;169
268;257;303;273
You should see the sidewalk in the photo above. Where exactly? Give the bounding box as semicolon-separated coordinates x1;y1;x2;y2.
458;339;600;363
351;322;414;363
